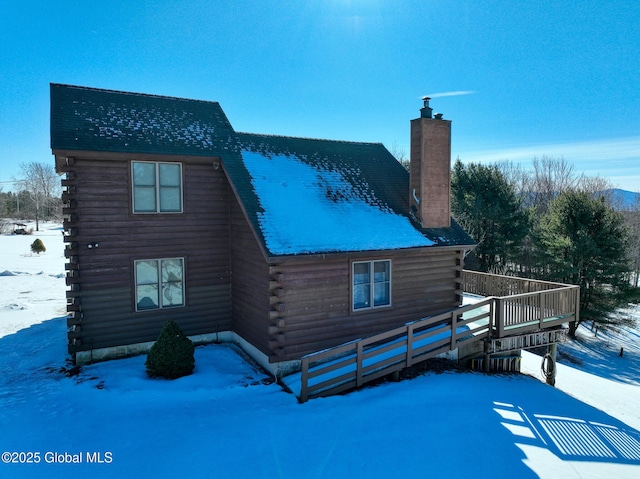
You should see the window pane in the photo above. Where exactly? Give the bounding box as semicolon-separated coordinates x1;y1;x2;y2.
161;259;184;307
162;282;184;307
133;162;156;186
137;284;159;310
136;260;159;310
353;262;371;309
373;261;390;307
158;164;182;212
136;260;159;285
134;186;157;212
354;263;370;284
159;186;181;212
159;163;181;186
374;261;390;282
373;282;390;306
161;259;183;281
354;284;370;309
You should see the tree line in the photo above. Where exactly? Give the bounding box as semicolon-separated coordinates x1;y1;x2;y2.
451;156;640;335
0;162;62;231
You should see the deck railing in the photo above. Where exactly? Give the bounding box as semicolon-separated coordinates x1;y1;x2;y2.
297;270;579;402
299;297;493;403
462;270;574;296
462;270;580;336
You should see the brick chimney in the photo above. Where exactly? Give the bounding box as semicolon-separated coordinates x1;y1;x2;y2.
409;97;451;228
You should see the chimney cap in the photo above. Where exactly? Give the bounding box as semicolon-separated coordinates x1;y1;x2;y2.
420;97;433;119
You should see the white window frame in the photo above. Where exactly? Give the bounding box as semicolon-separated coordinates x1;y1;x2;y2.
131;161;183;214
352;259;392;312
134;257;185;311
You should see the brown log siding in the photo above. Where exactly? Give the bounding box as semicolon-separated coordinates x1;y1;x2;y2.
59;153;467;365
63;155;232;353
268;248;463;361
229;195;271;357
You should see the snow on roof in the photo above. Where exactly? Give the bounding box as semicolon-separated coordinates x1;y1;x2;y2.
50;83;235;156
241;150;434;255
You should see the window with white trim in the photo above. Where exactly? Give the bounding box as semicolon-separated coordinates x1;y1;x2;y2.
135;258;185;311
132;161;183;213
352;260;391;311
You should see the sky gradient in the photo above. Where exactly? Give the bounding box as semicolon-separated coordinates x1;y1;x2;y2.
1;0;639;192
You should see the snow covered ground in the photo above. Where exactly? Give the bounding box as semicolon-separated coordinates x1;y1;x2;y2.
1;224;639;478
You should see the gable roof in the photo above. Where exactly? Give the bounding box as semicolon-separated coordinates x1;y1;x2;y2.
50;84;474;257
226;133;474;255
50;83;235;156
229;133;436;255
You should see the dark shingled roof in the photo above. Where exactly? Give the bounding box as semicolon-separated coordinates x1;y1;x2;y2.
50;84;475;256
228;132;410;253
236;132;410;214
50;83;235;156
230;133;475;253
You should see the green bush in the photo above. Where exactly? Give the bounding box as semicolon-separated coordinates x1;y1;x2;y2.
145;320;195;379
30;238;46;255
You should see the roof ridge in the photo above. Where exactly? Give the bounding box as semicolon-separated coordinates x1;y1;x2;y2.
237;131;385;147
50;83;222;106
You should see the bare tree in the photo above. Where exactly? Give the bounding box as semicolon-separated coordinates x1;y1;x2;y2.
495;160;532;196
18;162;61;231
578;175;619;207
387;141;409;171
527;156;579;213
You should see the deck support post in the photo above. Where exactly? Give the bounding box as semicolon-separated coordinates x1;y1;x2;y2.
545;342;557;387
483;339;491;373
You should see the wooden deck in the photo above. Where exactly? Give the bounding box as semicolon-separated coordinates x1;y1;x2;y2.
290;270;579;402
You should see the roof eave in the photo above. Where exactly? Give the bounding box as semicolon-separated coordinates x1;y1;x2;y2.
264;242;476;263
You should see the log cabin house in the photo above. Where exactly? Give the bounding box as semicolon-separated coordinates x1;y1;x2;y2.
51;84;475;375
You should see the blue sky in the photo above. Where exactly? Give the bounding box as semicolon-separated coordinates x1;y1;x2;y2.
1;0;639;192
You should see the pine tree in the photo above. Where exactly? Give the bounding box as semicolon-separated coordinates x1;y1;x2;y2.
451;160;528;272
30;238;46;255
145;320;195;379
537;191;636;335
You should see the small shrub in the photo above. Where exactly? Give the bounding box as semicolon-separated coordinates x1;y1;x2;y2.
30;238;46;255
145;320;195;379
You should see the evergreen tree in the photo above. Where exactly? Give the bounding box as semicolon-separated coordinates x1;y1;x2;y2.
623;208;640;287
30;238;46;255
145;320;195;379
537;191;636;335
451;160;528;272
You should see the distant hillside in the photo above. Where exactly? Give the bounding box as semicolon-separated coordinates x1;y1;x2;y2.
604;189;640;210
520;188;639;210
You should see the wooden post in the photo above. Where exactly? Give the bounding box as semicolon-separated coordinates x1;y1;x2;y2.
483;339;491;373
300;357;309;403
406;323;414;367
495;298;504;338
356;342;363;388
450;312;458;351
